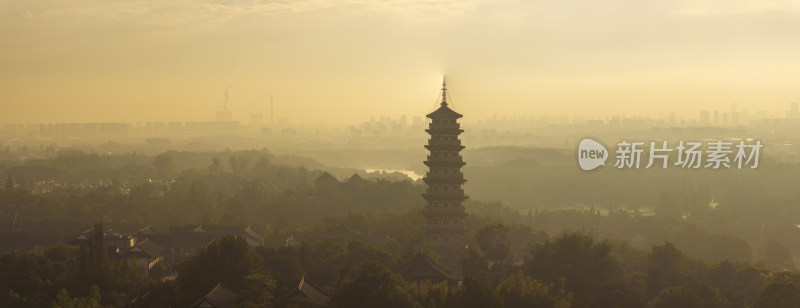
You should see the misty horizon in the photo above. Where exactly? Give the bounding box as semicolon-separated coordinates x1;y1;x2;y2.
2;0;798;125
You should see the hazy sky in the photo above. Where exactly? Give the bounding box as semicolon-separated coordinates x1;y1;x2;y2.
1;0;798;125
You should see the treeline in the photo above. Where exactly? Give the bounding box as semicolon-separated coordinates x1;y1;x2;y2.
1;149;795;275
0;149;422;245
4;220;800;308
1;148;410;187
464;147;800;219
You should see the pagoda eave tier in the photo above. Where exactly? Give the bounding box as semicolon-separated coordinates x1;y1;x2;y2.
424;145;465;151
423;177;467;185
424;211;468;218
422;193;468;201
423;161;466;167
425;128;464;134
427;225;467;232
426;106;463;119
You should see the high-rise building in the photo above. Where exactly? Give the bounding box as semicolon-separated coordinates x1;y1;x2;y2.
788;102;799;119
700;110;710;125
422;77;467;270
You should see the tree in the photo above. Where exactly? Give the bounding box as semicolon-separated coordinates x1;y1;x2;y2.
176;235;262;305
651;282;740;308
51;286;102;308
446;277;502;308
153;153;174;178
756;272;800;308
77;222;109;288
331;261;413;308
764;241;796;271
646;242;702;298
229;155;251;175
475;224;512;265
405;280;449;308
523;233;620;308
209;157;222;174
709;261;767;306
237;272;277;307
495;271;572;308
461;248;490;284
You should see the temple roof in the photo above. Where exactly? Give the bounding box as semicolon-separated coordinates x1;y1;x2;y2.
426;105;463;119
273;275;332;305
191;283;239;308
127;239;164;258
397;251;454;282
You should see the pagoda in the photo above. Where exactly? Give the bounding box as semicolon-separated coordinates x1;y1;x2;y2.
422;77;467;270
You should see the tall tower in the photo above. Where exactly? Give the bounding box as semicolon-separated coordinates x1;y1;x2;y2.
423;77;467;270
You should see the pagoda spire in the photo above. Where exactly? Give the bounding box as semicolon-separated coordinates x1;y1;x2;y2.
441;76;448;107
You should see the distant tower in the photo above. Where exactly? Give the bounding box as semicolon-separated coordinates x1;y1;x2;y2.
789;102;799;119
270;95;274;126
216;87;233;122
422;77;467;271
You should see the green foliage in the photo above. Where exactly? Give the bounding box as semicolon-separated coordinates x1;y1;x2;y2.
446;277;503;308
331;261;413;308
405;280;449;308
176;235;265;305
646;242;704;298
756;272;800;308
764;241;796;271
153;153;174;178
475;223;512;264
709;260;768;306
0;230;146;307
1;147;799;306
237;273;277;307
651;281;742;308
495;271;572;308
461;248;490;284
51;286;102;308
523;232;621;307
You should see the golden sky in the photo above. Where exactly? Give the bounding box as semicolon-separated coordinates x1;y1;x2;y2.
1;0;798;125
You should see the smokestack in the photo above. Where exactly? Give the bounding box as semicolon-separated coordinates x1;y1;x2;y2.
270;95;274;127
223;86;231;111
216;86;233;122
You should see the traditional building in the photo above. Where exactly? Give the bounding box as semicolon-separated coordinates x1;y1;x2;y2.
190;283;239;308
272;275;332;307
422;77;467;270
398;251;456;283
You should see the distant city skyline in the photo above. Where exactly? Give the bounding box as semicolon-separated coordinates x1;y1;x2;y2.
2;100;798;128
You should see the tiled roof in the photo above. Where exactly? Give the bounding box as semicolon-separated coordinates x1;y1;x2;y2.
397;251;453;282
426;105;463;119
273;275;331;305
127;239;164;258
191;283;239;308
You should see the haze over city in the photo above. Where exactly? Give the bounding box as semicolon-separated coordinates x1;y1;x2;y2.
2;0;798;125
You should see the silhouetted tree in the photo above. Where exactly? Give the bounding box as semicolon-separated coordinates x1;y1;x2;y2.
523;232;620;308
475;224;512;265
331;261;413;308
756;272;800;308
153;153;174;178
446;277;502;308
764;241;796;271
495;271;572;308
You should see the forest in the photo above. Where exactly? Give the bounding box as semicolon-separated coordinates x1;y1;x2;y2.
0;146;799;307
